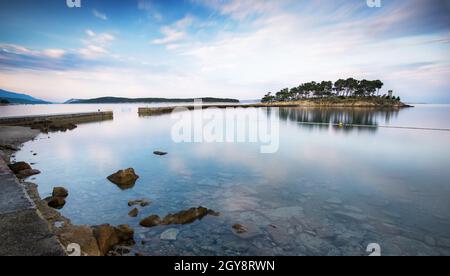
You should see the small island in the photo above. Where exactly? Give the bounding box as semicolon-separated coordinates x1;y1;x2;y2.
261;78;411;107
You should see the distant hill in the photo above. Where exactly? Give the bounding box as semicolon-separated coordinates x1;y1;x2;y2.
64;97;240;104
240;99;261;104
0;89;51;104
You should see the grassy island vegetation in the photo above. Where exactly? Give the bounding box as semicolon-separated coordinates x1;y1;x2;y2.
261;78;409;107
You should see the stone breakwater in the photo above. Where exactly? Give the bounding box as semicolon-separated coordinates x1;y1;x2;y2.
0;111;113;130
137;104;299;116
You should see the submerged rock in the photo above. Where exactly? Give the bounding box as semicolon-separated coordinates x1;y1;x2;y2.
231;223;262;239
232;224;248;234
160;228;180;241
128;199;150;207
107;168;139;189
52;187;69;198
153;151;168;156
128;208;139;217
161;206;209;225
139;207;219;228
207;210;220;216
139;215;161;227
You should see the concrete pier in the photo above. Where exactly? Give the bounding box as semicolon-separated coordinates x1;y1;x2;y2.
137;104;299;116
0;153;66;255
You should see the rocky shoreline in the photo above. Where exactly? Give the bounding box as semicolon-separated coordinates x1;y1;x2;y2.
0;124;223;256
0;125;138;256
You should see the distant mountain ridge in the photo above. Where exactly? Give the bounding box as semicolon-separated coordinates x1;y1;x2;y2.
0;89;51;104
64;97;240;104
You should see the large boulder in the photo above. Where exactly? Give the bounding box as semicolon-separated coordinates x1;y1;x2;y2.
107;168;139;189
8;162;31;174
92;224;135;255
92;224;120;256
58;225;101;256
52;187;69;198
8;161;40;179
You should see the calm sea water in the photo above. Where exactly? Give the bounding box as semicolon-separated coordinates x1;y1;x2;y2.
3;104;450;256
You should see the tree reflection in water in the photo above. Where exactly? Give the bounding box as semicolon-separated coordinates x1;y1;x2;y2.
276;107;400;133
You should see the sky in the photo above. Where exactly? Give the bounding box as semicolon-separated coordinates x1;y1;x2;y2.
0;0;449;103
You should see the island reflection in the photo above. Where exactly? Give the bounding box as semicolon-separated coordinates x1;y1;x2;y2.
277;107;400;133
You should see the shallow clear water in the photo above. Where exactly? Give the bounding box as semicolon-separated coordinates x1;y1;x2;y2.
5;104;450;256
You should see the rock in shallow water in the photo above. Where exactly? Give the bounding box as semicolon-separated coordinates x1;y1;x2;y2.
44;196;66;209
128;208;139;217
232;224;248;234
107;168;139;189
139;207;219;228
128;199;150;207
140;215;161;227
161;206;209;225
16;169;40;179
52;187;69;198
8;161;31;173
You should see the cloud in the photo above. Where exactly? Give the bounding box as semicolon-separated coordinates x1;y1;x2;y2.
152;28;186;45
80;29;115;59
92;9;108;21
192;0;289;20
138;0;162;21
152;15;194;45
42;49;66;59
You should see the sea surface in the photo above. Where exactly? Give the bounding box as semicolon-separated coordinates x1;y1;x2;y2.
2;103;450;256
